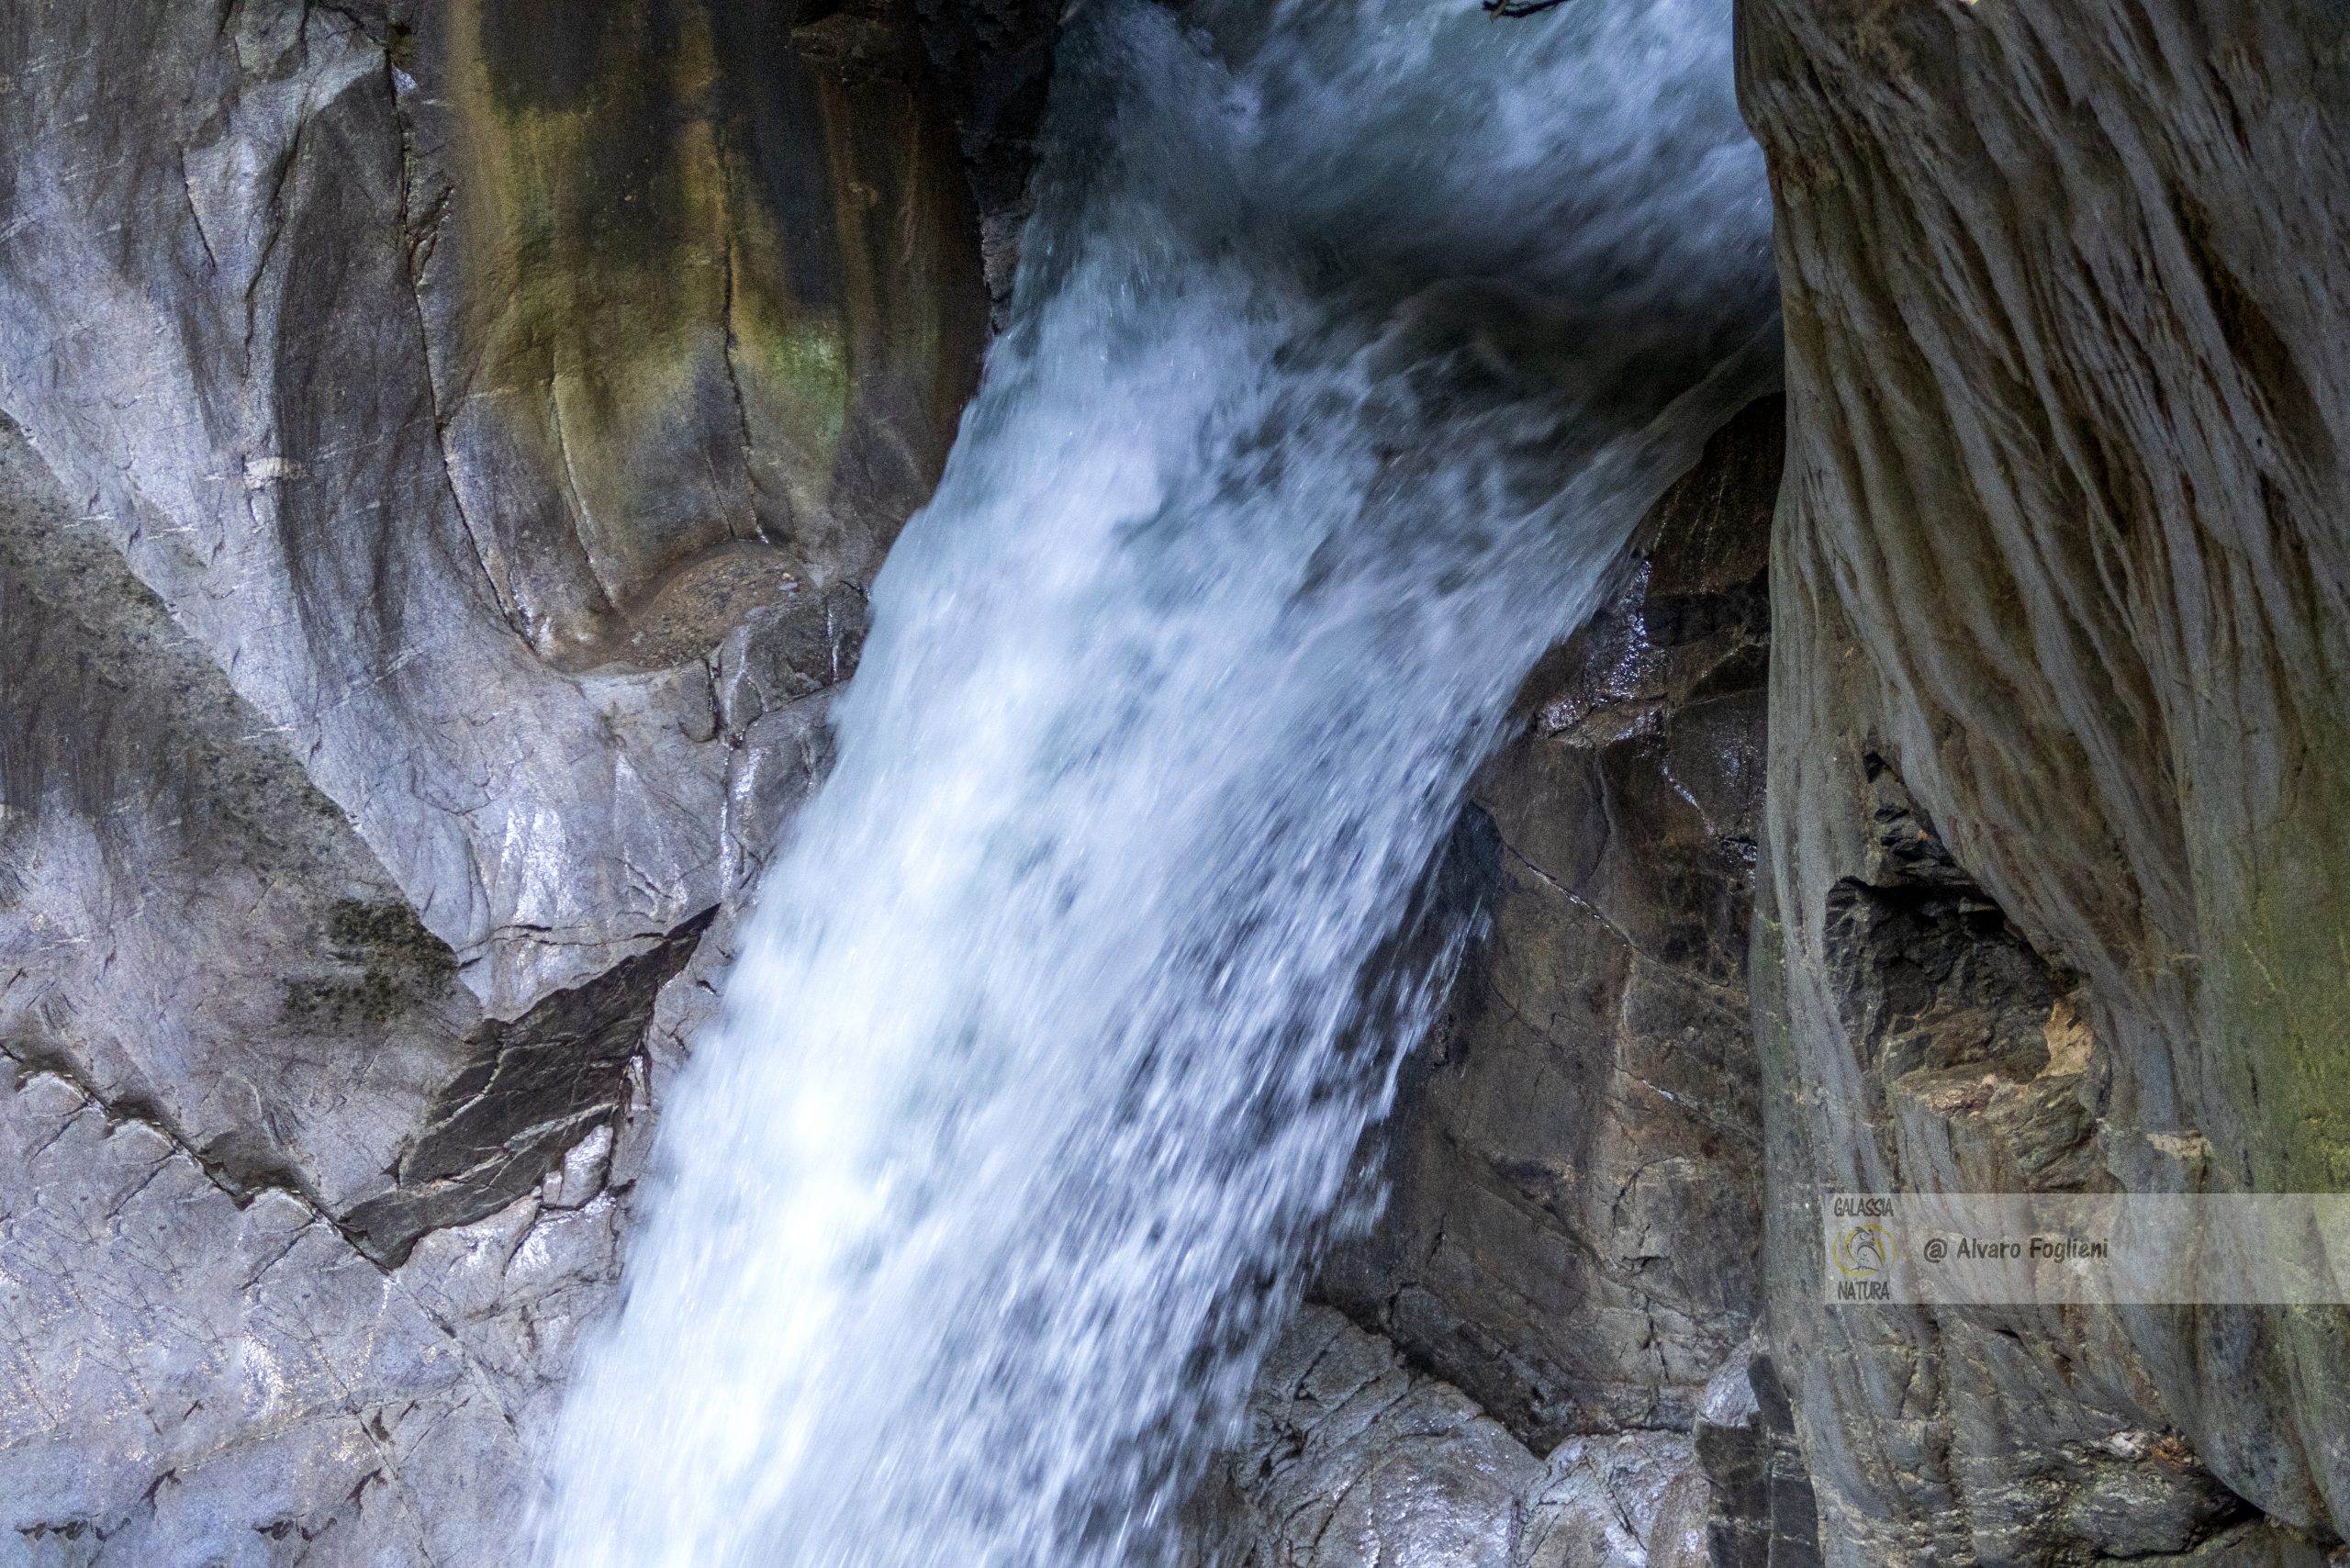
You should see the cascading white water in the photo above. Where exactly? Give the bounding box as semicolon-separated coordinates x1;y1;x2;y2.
540;1;1775;1563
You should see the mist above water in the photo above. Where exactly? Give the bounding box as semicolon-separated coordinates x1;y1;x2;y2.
540;0;1775;1562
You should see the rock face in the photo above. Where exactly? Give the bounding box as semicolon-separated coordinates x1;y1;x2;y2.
1221;10;2350;1554
911;0;1063;310
1191;1305;1715;1568
1738;1;2350;1564
0;0;989;1014
1323;398;1783;1452
0;0;1050;1557
0;407;630;1560
1193;398;1802;1568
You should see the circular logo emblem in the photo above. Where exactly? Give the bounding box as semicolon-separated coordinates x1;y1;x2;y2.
1834;1223;1894;1279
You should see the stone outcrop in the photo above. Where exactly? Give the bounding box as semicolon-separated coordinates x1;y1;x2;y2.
0;0;1054;1556
1738;1;2350;1564
0;0;991;1014
0;407;634;1559
911;0;1063;310
1203;395;1802;1568
1323;397;1783;1456
1191;1305;1716;1568
1230;12;2350;1554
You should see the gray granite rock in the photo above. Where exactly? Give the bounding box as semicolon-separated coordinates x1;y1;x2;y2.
0;414;474;1231
1741;0;2350;1562
0;1052;630;1563
0;0;1056;1551
1197;1305;1541;1568
1688;1339;1820;1568
0;405;666;1561
1194;1308;1751;1568
1518;1430;1709;1568
0;0;989;1014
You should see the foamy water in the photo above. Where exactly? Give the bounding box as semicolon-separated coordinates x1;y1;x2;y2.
541;2;1774;1562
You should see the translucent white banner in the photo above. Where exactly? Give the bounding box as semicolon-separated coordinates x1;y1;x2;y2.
1821;1193;2350;1305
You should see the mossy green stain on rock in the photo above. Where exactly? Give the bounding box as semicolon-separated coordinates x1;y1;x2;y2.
442;0;747;626
706;2;851;310
2196;720;2350;1197
420;0;985;670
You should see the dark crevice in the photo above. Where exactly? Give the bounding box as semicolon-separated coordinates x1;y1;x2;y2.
343;905;716;1264
1828;751;2099;1193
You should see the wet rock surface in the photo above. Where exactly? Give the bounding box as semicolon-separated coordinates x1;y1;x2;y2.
1192;1305;1719;1568
1196;398;1794;1568
1321;397;1783;1450
1192;1314;1820;1568
0;409;647;1560
0;416;476;1233
913;0;1063;311
341;906;715;1266
1194;1305;1541;1568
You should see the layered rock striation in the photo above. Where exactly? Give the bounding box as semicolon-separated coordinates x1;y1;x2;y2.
1739;3;2350;1563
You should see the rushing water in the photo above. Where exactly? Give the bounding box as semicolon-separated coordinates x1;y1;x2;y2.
541;1;1775;1563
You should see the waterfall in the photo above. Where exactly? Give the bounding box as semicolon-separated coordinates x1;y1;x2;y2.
539;0;1775;1562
